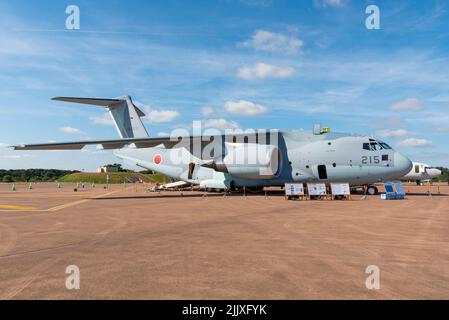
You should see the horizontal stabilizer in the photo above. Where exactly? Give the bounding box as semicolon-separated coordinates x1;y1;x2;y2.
52;97;146;117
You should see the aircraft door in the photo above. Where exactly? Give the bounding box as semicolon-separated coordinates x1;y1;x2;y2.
317;165;328;179
188;162;196;180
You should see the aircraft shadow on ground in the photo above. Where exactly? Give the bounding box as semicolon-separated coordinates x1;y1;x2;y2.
86;189;448;201
89;191;287;200
404;192;448;197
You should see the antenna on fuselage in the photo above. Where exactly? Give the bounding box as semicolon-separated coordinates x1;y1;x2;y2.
313;123;330;135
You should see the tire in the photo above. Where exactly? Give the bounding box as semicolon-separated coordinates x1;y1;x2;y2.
367;186;378;195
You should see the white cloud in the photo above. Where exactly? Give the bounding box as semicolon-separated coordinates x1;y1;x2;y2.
157;132;170;137
59;126;85;135
376;129;415;138
147;109;180;123
237;63;295;80
203;118;240;129
201;107;214;117
240;30;303;54
397;138;433;148
134;102;181;123
224;100;268;116
90;113;115;126
436;126;449;133
389;98;424;111
314;0;346;8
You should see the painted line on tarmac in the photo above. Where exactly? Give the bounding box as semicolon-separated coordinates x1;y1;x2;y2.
0;189;124;213
0;205;38;211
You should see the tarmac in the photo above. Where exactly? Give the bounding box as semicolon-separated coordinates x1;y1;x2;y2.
0;182;448;299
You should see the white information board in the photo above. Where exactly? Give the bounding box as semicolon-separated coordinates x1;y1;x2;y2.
285;183;305;196
330;183;351;195
307;183;327;196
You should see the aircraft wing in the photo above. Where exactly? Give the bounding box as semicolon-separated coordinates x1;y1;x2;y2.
13;132;280;151
13;137;187;150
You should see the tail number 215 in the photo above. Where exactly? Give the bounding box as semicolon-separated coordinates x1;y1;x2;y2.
362;156;380;164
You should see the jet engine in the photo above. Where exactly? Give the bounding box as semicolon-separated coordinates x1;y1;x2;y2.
203;143;281;180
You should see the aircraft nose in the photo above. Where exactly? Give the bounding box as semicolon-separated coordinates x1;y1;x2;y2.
394;152;413;176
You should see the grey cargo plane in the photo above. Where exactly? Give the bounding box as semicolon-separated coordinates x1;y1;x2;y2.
14;96;413;195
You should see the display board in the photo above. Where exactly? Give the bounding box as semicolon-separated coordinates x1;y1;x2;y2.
307;183;327;196
285;183;305;196
330;183;351;195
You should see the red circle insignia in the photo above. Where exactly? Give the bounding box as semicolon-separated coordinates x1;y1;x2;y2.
153;154;162;165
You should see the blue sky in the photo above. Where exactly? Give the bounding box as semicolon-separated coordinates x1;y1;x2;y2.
0;0;448;170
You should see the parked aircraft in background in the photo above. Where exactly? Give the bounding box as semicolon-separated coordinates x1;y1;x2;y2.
402;162;442;185
14;96;413;195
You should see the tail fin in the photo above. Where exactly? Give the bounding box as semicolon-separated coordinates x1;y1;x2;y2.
52;96;149;138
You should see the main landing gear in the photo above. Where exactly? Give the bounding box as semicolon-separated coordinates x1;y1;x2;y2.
366;185;378;195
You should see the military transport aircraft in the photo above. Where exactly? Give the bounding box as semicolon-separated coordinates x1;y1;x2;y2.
14;96;413;195
402;162;442;185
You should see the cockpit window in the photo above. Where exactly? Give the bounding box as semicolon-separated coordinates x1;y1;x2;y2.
363;141;392;151
379;142;392;150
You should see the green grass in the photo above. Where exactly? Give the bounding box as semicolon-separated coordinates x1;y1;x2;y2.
147;173;169;184
59;172;158;184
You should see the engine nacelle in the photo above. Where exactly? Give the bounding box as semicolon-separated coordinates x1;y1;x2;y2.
205;143;281;180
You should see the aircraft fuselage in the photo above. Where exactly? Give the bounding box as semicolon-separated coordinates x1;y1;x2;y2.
115;130;412;189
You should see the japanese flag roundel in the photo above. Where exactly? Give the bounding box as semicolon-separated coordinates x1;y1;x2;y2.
153;154;162;165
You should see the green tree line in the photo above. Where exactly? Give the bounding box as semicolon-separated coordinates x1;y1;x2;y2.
434;167;449;182
0;169;78;183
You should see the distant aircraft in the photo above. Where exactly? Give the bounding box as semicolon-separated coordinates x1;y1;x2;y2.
14;96;413;195
402;162;442;185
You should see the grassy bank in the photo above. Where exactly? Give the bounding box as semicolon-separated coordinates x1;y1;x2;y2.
59;172;158;184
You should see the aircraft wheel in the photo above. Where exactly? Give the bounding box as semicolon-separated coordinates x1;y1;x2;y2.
367;186;378;195
246;186;264;193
